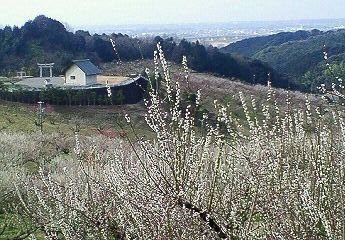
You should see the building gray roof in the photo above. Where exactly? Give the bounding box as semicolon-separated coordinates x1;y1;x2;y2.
70;59;101;76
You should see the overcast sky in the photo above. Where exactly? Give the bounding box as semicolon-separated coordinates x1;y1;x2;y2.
0;0;345;26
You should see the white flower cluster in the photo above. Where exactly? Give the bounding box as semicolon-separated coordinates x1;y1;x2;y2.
319;50;345;103
106;80;112;98
5;44;345;240
110;38;121;63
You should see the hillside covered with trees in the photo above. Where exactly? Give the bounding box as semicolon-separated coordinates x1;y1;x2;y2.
221;30;324;57
221;29;345;91
0;15;289;89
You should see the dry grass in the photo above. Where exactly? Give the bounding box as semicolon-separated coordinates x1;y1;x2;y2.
101;59;182;76
97;75;130;85
103;59;322;107
184;72;322;108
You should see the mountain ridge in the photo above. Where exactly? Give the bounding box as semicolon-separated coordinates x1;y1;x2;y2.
221;28;345;91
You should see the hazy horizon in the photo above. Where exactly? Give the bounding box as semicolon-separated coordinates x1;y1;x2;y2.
2;16;345;30
76;17;345;28
1;0;345;27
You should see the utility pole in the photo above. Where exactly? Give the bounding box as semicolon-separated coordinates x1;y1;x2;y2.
37;101;45;132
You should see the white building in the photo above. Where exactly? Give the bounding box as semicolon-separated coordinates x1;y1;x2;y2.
64;59;101;86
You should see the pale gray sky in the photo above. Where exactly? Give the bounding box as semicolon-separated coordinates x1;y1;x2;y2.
0;0;344;26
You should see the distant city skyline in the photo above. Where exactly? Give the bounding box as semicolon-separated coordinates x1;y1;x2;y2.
0;0;345;27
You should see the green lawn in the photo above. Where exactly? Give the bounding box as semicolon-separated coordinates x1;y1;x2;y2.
0;100;152;140
0;213;45;240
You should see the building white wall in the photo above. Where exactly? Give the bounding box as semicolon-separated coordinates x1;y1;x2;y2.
86;75;97;85
65;64;86;85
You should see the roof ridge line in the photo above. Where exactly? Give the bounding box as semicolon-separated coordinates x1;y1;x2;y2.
72;59;91;62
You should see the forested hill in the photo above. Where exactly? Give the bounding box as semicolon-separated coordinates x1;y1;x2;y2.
0;15;153;75
220;29;324;57
221;29;345;91
0;15;289;89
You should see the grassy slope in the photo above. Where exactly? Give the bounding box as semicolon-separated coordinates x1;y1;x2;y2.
0;101;73;133
103;60;322;108
0;100;149;137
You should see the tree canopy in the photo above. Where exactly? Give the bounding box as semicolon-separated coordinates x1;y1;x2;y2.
0;15;288;89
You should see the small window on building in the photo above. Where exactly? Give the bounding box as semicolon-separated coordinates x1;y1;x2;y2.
70;76;76;80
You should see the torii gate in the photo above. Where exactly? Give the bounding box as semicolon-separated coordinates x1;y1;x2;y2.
37;63;55;78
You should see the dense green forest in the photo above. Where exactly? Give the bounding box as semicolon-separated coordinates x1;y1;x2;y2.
221;30;324;57
221;29;345;91
0;15;288;89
